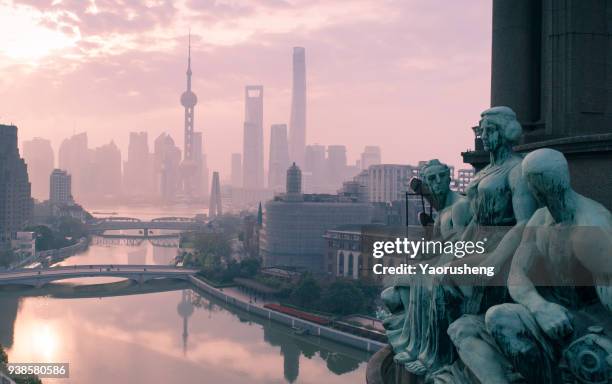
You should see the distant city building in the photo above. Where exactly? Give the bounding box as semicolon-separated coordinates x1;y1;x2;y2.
90;141;122;199
230;153;242;188
209;171;222;218
261;164;373;273
123;132;153;197
303;144;326;193
242;85;264;189
192;132;209;198
268;124;290;191
367;164;415;203
455;168;475;193
154;133;182;201
58;132;89;202
0;124;33;243
49;169;72;204
323;225;365;279
327;145;347;191
360;146;381;170
289;47;306;167
22;137;54;201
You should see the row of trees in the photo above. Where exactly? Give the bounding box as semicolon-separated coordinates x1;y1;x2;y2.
284;274;380;316
25;217;88;251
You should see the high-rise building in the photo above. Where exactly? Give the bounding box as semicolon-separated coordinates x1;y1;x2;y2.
268;124;290;190
209;171;222;218
242;85;264;189
0;124;33;243
90;141;122;199
154;133;182;201
192;132;208;198
360;146;381;170
123;132;152;197
58;132;89;202
304;144;326;193
22;138;54;201
49;169;72;204
327;145;347;191
367;164;415;203
230;153;242;188
289;47;306;167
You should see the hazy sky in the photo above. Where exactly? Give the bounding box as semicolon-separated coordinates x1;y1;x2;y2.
1;0;491;177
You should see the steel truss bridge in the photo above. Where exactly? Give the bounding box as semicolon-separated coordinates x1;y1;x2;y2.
88;216;207;235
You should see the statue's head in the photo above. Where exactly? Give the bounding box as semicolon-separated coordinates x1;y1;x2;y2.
479;106;522;152
421;159;451;199
522;148;571;208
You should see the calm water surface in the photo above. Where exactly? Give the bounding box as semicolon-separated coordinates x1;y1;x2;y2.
0;206;370;384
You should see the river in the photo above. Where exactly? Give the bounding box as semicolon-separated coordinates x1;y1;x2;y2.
0;206;370;384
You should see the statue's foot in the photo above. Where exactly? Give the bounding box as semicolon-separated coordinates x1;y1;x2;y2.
404;359;427;376
393;352;416;364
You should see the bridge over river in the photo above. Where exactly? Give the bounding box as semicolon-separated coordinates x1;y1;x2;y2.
88;216;208;235
0;265;198;287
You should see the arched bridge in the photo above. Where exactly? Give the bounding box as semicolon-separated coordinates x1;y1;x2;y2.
0;265;198;287
89;216;206;233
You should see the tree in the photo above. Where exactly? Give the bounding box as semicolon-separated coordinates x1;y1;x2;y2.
193;232;231;269
320;280;365;315
239;258;260;277
291;274;321;308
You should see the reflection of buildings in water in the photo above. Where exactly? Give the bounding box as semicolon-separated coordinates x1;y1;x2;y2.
263;325;300;383
127;248;146;264
262;321;362;382
0;296;19;348
176;290;194;355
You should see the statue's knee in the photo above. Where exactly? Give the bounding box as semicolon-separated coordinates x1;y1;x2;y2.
381;286;402;312
485;304;529;346
448;315;482;346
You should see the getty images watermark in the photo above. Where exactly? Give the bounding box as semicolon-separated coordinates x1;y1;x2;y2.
371;238;494;277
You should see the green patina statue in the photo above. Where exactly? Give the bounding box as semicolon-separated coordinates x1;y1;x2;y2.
381;159;470;370
382;106;612;384
449;148;612;384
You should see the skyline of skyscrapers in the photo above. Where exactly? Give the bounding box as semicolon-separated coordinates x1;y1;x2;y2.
242;85;265;190
268;124;290;191
289;47;306;168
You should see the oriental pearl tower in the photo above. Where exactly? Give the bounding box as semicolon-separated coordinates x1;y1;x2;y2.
180;32;198;196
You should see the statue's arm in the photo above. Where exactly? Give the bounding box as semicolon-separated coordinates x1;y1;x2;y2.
451;198;471;235
509;163;538;224
507;215;547;311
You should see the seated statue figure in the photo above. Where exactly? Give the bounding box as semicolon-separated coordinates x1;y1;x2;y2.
382;159;470;367
448;148;612;384
410;106;538;376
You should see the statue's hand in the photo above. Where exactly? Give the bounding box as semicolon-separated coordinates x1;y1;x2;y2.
532;301;574;340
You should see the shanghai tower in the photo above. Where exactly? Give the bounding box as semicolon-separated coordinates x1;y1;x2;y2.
289;47;306;167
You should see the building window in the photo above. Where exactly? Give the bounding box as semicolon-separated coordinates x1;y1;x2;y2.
348;253;354;276
338;252;344;276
